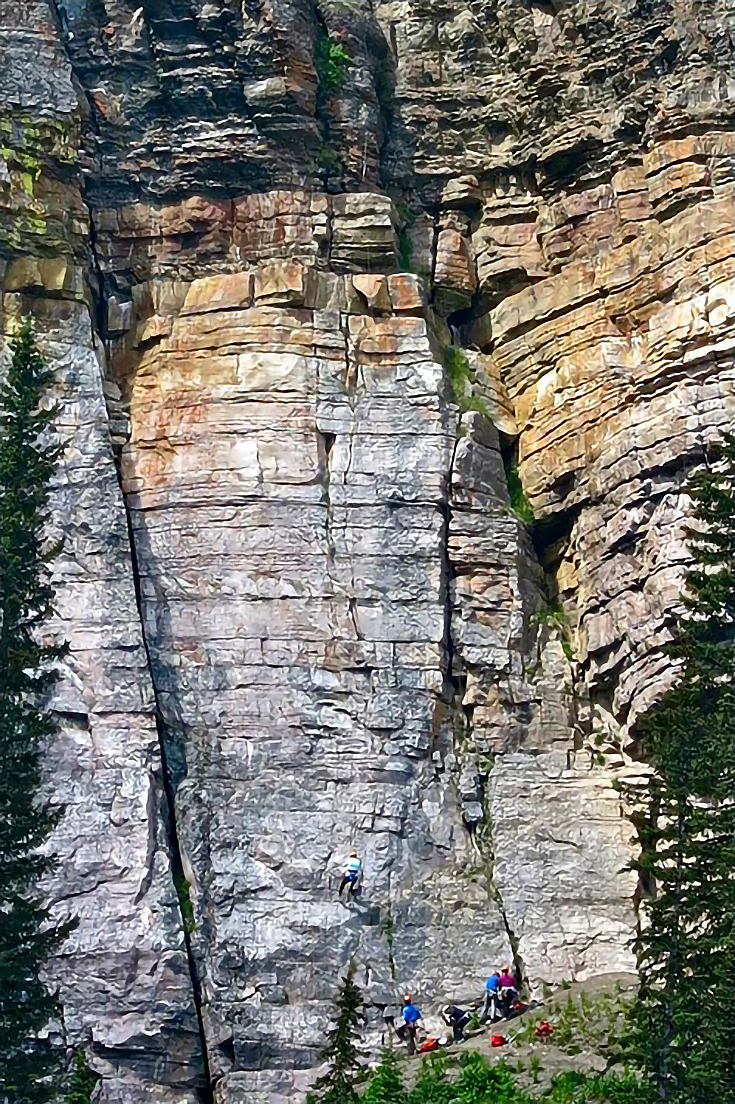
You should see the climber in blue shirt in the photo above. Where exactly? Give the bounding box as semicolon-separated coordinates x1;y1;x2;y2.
397;993;422;1054
480;970;501;1023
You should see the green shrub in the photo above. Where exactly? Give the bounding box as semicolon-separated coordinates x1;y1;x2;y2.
316;143;341;170
408;1050;531;1103
541;1070;589;1102
66;1049;99;1104
542;1069;653;1103
443;346;490;418
315;27;351;94
363;1047;406;1103
454;1051;529;1102
408;1054;454;1103
530;597;566;633
505;464;535;525
174;871;195;934
529;596;575;659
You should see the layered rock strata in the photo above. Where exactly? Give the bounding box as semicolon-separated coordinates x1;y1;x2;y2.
0;0;733;1101
1;4;204;1101
109;263;515;1100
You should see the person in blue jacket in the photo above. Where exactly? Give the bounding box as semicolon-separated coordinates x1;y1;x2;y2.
479;970;501;1023
397;992;422;1054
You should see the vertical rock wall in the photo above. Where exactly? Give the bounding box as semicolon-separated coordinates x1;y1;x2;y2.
0;4;203;1100
109;253;515;1101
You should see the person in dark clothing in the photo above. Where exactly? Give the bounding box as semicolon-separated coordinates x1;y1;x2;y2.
396;993;422;1055
441;1004;472;1042
496;965;519;1019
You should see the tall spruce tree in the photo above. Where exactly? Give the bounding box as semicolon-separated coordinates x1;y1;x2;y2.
0;319;75;1102
623;434;735;1103
306;962;365;1104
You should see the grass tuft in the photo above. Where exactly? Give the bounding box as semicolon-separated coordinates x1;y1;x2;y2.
174;870;195;934
505;463;535;525
444;345;491;418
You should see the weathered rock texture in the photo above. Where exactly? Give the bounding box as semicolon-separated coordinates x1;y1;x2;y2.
1;0;733;1100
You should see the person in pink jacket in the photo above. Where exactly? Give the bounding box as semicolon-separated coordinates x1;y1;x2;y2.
496;965;519;1019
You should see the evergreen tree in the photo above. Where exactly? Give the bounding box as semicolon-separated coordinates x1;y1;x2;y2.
363;1046;406;1103
622;434;735;1103
65;1049;99;1104
0;319;75;1102
407;1053;455;1104
307;962;365;1104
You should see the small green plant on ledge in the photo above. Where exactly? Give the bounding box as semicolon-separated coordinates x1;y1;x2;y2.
531;596;566;633
443;345;491;418
174;870;195;935
315;26;351;94
529;595;574;660
382;912;393;950
398;227;413;273
394;199;416;273
316;142;341;171
505;462;535;526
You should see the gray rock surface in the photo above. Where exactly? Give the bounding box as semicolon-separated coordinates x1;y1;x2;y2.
0;0;733;1100
1;3;205;1098
0;289;204;1098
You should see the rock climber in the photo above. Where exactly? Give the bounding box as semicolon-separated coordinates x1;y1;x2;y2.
441;1004;472;1043
499;965;518;991
338;848;361;897
396;992;422;1055
479;970;501;1023
497;964;519;1019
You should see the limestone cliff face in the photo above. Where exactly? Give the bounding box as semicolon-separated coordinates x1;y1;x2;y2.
0;2;733;1101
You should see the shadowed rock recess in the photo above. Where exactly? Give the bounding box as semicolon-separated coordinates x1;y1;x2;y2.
0;1;733;1100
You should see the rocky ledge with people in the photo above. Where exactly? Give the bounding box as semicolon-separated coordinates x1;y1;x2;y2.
387;964;528;1058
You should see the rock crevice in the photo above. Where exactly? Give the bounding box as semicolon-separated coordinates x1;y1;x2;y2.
114;451;216;1102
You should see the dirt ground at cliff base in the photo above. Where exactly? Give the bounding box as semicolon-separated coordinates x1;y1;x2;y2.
391;973;639;1098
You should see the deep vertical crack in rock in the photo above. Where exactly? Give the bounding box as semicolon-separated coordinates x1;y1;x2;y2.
111;472;215;1104
490;864;525;989
44;4;215;1096
443;385;525;983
